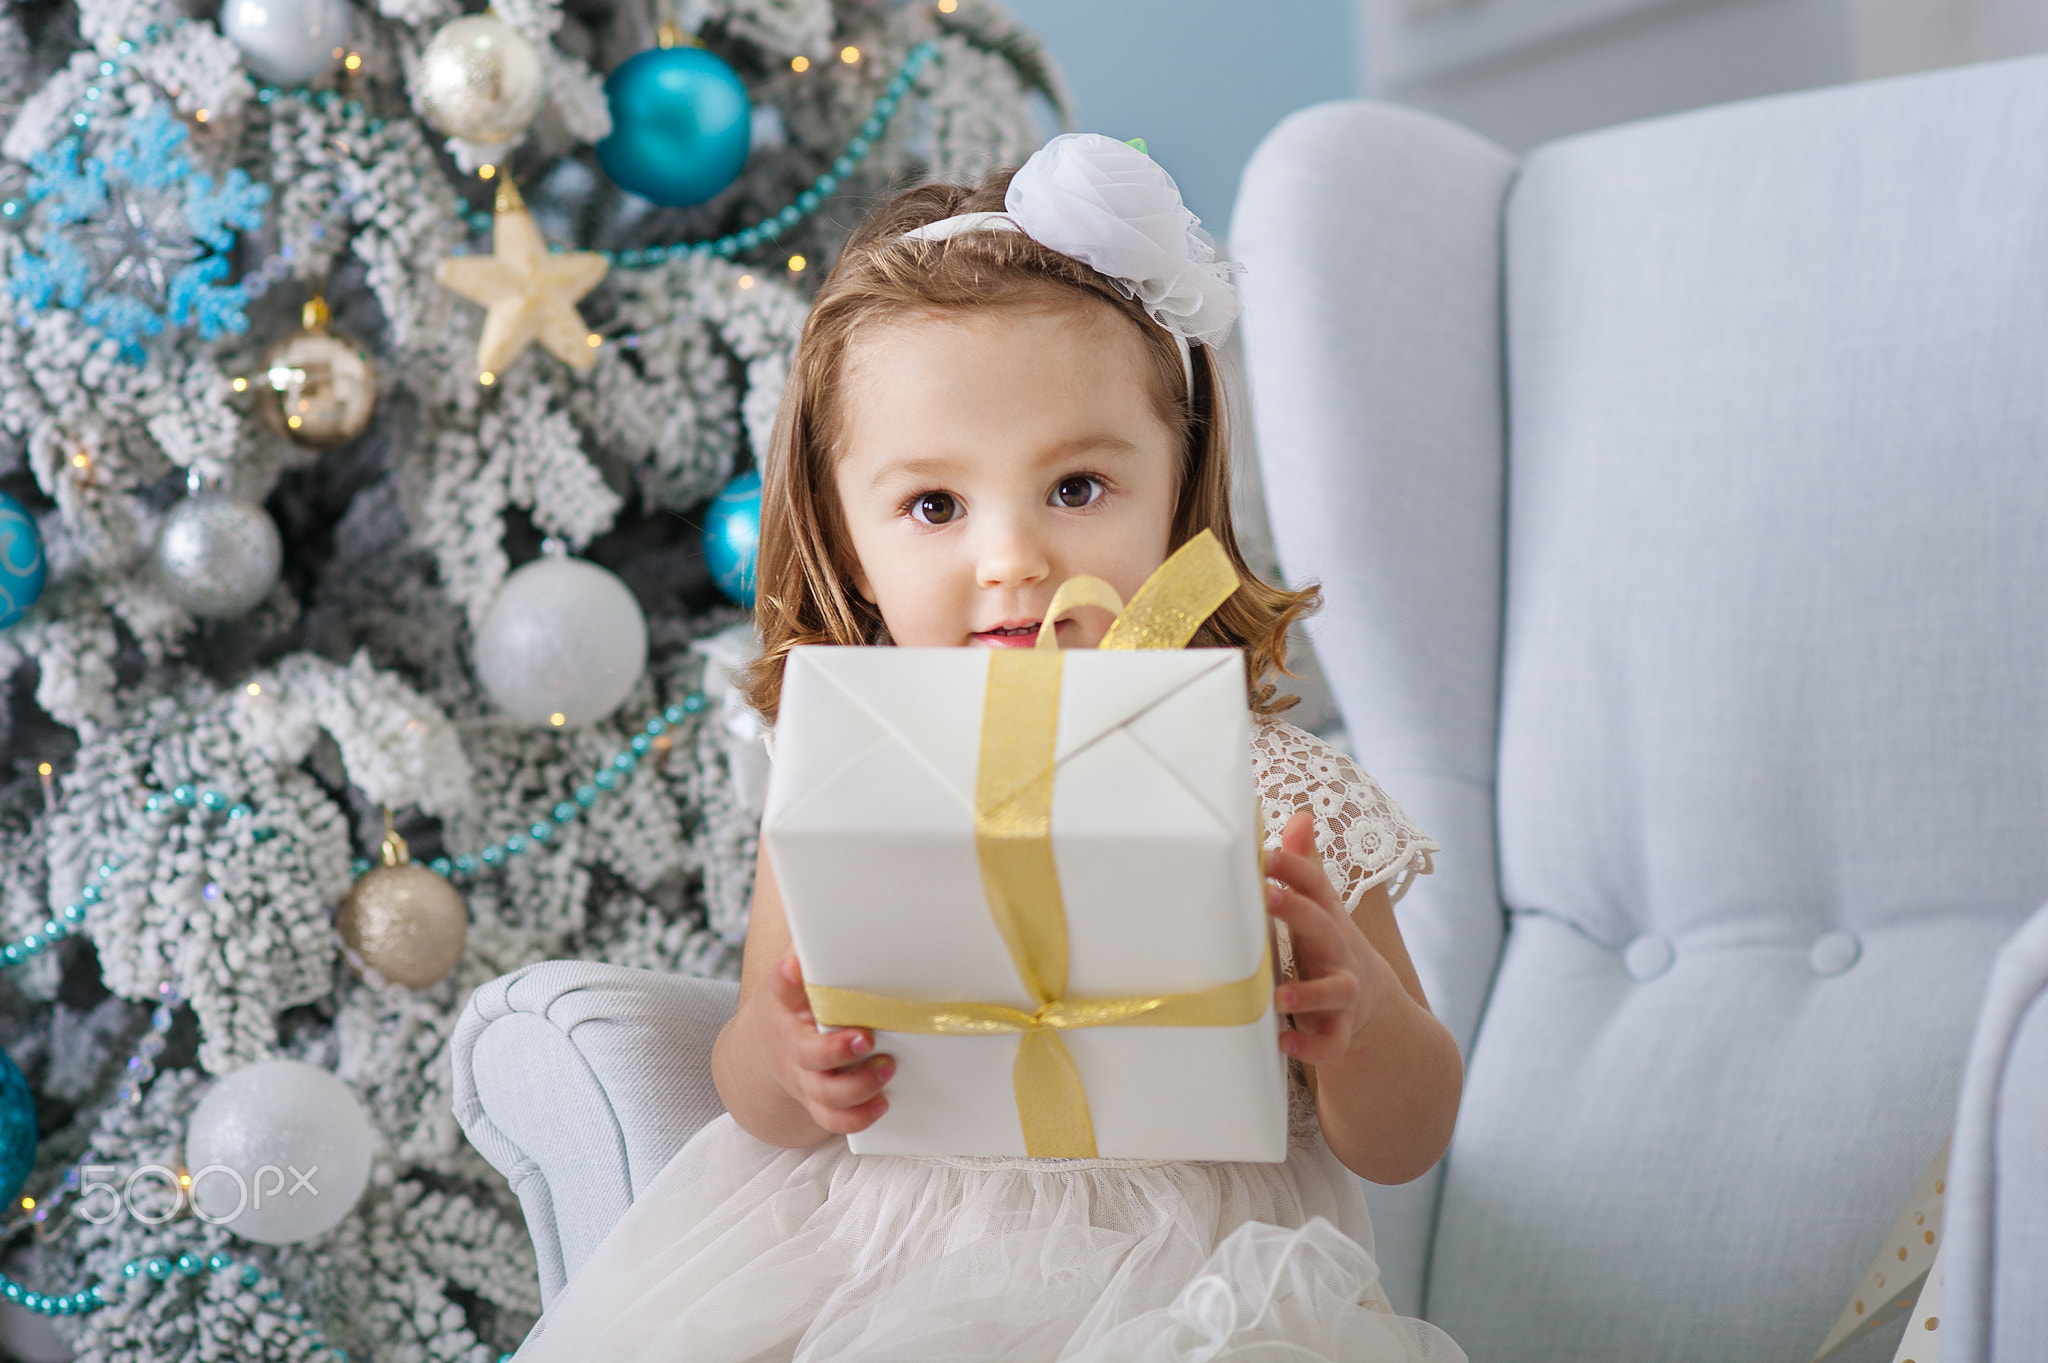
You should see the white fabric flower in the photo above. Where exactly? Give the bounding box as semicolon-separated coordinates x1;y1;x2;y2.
903;133;1243;350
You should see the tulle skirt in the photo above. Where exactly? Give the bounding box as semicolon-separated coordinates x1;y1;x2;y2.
512;1115;1465;1363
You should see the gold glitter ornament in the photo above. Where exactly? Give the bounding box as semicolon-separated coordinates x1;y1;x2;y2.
416;12;546;145
335;822;469;990
260;296;377;448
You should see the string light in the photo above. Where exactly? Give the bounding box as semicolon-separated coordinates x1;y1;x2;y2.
840;45;861;64
938;0;958;11
737;274;754;289
790;55;810;72
343;52;362;71
787;254;806;272
479;164;496;179
246;682;262;695
479;371;495;386
231;376;247;391
549;713;566;727
585;333;601;348
193;108;208;123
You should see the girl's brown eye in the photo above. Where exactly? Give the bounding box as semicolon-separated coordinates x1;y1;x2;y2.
911;492;958;525
1053;476;1102;509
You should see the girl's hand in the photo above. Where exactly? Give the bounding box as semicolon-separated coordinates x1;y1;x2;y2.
766;953;895;1135
1265;809;1394;1064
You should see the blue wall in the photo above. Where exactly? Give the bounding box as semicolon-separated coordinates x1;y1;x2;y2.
1000;0;1358;243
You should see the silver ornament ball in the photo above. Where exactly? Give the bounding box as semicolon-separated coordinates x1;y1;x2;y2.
475;553;648;726
155;492;283;620
417;14;546;145
221;0;350;85
183;1060;373;1245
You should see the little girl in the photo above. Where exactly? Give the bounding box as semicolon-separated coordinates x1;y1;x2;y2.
513;134;1467;1363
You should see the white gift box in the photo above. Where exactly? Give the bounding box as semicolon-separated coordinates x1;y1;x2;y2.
764;644;1287;1162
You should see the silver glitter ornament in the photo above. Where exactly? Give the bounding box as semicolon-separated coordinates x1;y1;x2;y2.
262;297;377;448
154;489;284;620
416;13;546;146
474;546;648;725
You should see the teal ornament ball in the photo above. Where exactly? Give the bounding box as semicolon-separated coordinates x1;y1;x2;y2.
0;1044;36;1209
0;491;48;629
596;46;752;208
703;469;760;607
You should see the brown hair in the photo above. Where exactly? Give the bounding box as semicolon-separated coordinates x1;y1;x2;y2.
739;166;1319;723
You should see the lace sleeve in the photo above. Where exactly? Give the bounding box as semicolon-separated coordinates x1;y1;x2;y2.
1251;720;1438;910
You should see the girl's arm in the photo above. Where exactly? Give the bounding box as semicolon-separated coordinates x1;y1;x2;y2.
1265;811;1463;1184
710;843;895;1147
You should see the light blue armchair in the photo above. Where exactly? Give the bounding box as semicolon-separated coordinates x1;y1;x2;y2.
452;55;2048;1362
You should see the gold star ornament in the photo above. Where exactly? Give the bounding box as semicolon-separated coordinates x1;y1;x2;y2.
437;178;609;377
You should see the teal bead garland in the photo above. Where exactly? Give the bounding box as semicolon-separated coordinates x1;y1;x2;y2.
0;1252;350;1355
0;850;114;967
354;693;705;886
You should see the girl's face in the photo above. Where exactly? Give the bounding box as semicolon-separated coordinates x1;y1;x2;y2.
832;301;1181;649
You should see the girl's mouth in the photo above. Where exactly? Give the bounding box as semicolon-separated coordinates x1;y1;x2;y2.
971;621;1045;649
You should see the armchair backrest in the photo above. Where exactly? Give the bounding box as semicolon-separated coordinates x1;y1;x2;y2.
1236;54;2048;1362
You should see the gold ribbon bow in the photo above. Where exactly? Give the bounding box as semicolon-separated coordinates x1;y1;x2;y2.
806;531;1266;1157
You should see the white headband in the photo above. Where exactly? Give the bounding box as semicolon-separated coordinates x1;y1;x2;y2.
899;133;1244;402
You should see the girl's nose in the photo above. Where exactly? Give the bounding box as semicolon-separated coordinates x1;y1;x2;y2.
974;515;1050;590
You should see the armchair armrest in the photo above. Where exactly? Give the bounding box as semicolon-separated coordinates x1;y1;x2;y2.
1946;899;2048;1363
451;961;740;1308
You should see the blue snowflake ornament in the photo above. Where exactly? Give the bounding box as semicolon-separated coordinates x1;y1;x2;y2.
6;233;89;311
166;255;248;338
185;168;267;253
4;105;269;362
109;105;193;192
25;141;108;225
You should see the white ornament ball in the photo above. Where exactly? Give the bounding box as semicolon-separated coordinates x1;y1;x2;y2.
220;0;350;85
417;14;546;146
475;554;648;725
183;1060;374;1246
154;492;283;620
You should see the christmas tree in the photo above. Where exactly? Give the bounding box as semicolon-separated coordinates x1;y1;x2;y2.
0;0;1063;1356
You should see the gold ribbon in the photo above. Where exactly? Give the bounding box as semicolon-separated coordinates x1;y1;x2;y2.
807;530;1256;1158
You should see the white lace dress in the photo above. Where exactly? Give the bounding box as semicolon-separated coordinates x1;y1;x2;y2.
511;720;1461;1363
